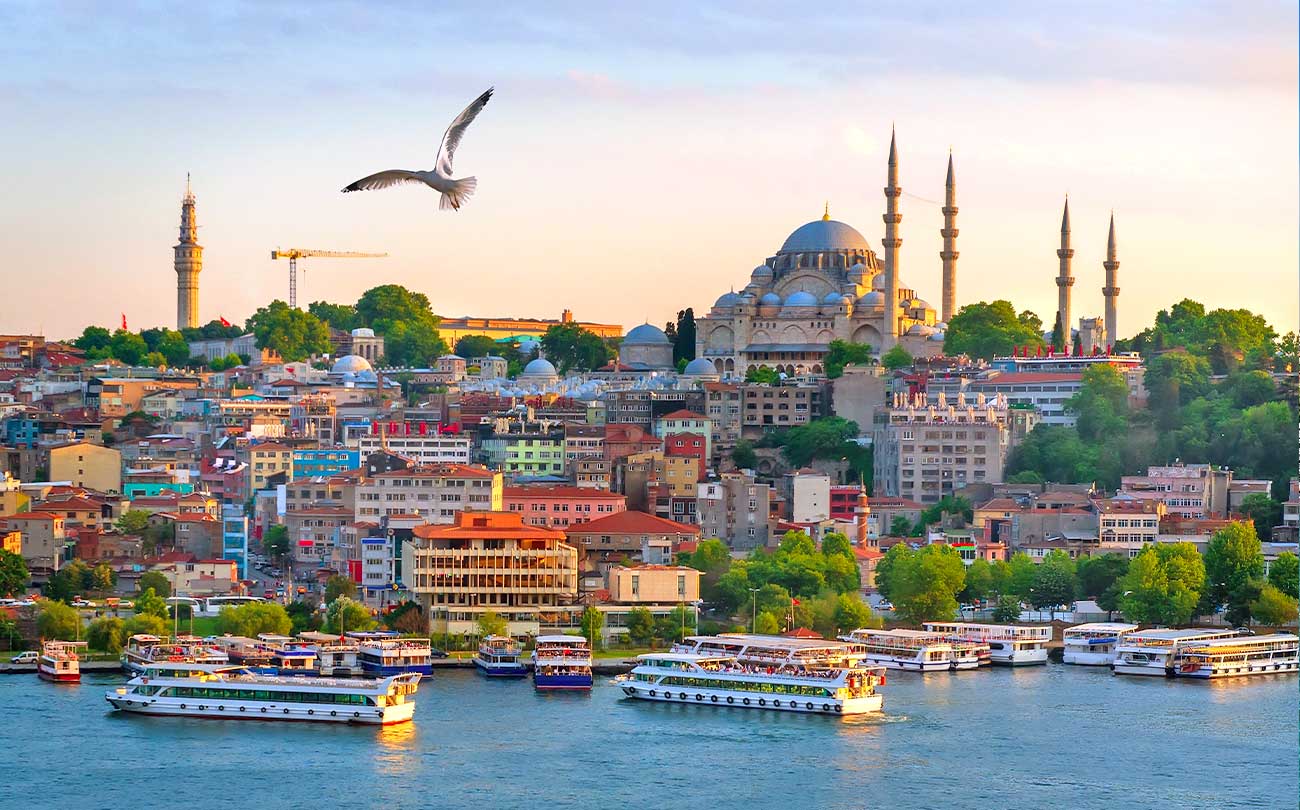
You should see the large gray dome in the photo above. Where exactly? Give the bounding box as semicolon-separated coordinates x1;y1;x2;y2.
521;357;557;376
779;219;870;254
759;292;783;307
683;357;716;375
623;323;671;345
331;354;372;374
713;291;740;309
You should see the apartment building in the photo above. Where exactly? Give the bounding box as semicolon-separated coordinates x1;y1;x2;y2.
502;484;626;529
697;473;773;551
354;464;502;524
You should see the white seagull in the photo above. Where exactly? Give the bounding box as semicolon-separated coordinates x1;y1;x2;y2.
342;87;494;210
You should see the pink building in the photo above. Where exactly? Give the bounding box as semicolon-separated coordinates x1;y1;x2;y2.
503;485;627;529
653;410;712;461
1119;464;1231;519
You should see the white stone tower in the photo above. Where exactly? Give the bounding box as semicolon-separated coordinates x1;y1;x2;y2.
1055;197;1074;348
174;174;203;330
882;128;902;349
1103;212;1120;344
939;151;958;323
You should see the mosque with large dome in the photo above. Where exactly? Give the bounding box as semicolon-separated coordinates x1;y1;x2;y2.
694;131;954;376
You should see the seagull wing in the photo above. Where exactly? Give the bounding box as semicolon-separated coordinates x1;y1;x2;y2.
341;170;424;193
435;87;494;176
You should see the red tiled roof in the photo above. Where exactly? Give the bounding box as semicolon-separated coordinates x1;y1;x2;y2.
503;485;625;500
566;510;700;536
412;511;566;541
658;409;707;420
370;464;496;479
0;512;60;521
970;372;1084;386
977;498;1025;512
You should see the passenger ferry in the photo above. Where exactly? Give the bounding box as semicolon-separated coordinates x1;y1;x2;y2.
350;631;434;677
299;632;362;677
1172;633;1299;679
620;652;885;715
1112;628;1240;676
211;636;277;670
121;634;229;675
840;628;982;672
923;622;1052;666
1061;623;1140;666
105;665;420;725
38;640;88;683
474;635;527;678
673;633;867;670
258;634;319;676
532;635;593;690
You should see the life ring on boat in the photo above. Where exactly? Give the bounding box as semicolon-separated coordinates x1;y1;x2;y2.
758;699;767;707
710;696;718;703
649;690;657;697
239;707;246;712
695;694;703;701
353;712;360;718
307;710;314;715
680;693;688;701
179;704;186;709
217;706;224;711
331;711;337;717
834;705;842;713
772;700;780;707
806;702;814;710
284;708;290;714
260;707;266;713
742;697;750;705
726;696;734;704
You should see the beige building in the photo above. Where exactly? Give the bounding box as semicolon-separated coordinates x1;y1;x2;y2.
406;511;578;636
245;442;294;495
2;512;66;572
435;309;622;344
619;451;697;511
48;442;122;494
1097;498;1165;556
606;564;701;604
355;464;502;524
702;382;743;463
697;473;774;551
741;382;825;434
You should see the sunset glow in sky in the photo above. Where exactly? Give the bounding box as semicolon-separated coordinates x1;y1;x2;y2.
2;2;1296;339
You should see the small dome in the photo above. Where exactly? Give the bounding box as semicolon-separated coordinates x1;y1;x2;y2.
858;291;885;307
737;291;757;303
331;354;372;374
750;264;774;280
848;263;869;283
683;358;716;375
783;290;819;307
929;331;946;342
350;327;376;338
871;273;887;291
822;291;846;305
907;324;936;336
713;292;740;309
624;323;671;346
522;357;557;376
759;292;783;307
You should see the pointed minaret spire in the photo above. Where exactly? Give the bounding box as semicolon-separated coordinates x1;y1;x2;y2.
1103;211;1120;344
939;150;958;322
882;126;902;349
1054;196;1074;349
174;175;202;330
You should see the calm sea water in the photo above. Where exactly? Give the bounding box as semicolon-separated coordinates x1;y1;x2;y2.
2;665;1294;810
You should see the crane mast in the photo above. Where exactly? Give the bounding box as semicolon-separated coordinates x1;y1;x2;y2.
270;248;388;308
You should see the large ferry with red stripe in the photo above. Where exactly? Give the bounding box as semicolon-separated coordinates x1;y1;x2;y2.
38;641;87;683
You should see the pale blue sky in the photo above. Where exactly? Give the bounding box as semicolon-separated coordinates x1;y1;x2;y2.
1;2;1295;339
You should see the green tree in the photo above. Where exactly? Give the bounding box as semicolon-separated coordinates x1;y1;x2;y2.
246;300;331;362
454;334;499;360
943;300;1045;360
1203;522;1265;625
307;301;359;332
43;559;91;603
181;319;242;341
880;344;913;371
123;613;169;637
1029;550;1076;617
109;329;149;365
540;323;609;373
142;351;167;368
1267;551;1298;597
825;340;877;378
87;616;127;653
134;587;168;619
263;525;290;565
324;575;356;604
625;607;655;646
116;510;151;536
744;365;780;384
579;606;605;650
960;558;995;603
714;563;753;614
919;495;973;528
141;327;191;367
886;545;967;624
665;308;697;365
1067;364;1130;442
136;570;171;599
37;600;82;640
777;416;861;467
1145;350;1212;414
90;564;115;592
286;600;323;635
681;538;731;600
1076;554;1129;599
1118;544;1205;626
1004;553;1037;601
1238;493;1282;541
992;596;1021;623
380;318;448;366
731;440;757;470
475;610;507;638
0;550;29;596
355;284;436;329
833;593;879;633
1222;370;1277;408
217;602;293;637
1251;583;1299;625
820;532;855;564
888;515;912;537
324;597;376;634
73;325;112;356
754;611;781;635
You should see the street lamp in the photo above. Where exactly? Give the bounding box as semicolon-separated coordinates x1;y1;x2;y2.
749;587;761;634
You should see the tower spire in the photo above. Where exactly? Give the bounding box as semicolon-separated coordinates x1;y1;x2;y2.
882;127;902;349
1103;211;1120;344
939;150;958;322
1054;196;1074;350
174;175;203;330
823;200;830;221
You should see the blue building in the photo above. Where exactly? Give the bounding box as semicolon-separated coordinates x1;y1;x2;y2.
292;448;362;478
221;503;249;580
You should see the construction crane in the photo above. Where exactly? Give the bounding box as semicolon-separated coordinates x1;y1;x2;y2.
270;248;388;308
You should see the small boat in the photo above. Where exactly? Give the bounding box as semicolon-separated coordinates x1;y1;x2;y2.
923;622;1052;666
105;665;420;725
1172;633;1300;679
839;628;982;672
620;652;885;715
258;634;319;676
1112;628;1241;677
121;634;229;676
38;640;88;683
532;635;593;690
299;632;363;677
349;631;434;677
1061;623;1140;666
474;635;527;678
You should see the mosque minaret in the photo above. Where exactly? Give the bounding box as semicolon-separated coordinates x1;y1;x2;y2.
939;151;958;323
1055;197;1074;347
881;127;903;349
1103;212;1120;344
174;174;202;330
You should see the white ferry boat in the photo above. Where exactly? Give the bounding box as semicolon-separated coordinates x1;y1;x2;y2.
1061;623;1139;666
532;635;593;690
211;636;276;670
105;665;420;725
1112;628;1240;676
474;635;527;678
839;628;981;672
299;632;362;677
121;634;229;676
620;652;885;715
1172;633;1299;679
38;640;88;683
349;632;434;677
258;634;319;676
673;633;866;670
923;622;1052;666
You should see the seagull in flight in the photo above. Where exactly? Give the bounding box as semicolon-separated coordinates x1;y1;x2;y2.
342;87;494;210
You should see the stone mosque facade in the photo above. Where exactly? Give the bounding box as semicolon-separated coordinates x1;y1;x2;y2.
695;132;953;376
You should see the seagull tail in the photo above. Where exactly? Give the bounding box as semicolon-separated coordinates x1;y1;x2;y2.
439;176;477;211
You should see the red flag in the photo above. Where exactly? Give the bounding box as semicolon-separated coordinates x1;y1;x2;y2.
791;598;800;606
121;313;128;331
219;316;232;327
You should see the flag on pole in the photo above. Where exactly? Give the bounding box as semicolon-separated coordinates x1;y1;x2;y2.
121;313;127;331
219;316;232;327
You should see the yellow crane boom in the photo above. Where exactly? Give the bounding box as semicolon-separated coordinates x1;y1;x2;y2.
271;248;387;308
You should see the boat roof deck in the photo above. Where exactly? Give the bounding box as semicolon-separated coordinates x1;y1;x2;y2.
689;634;857;653
537;635;588;644
1182;633;1298;649
1063;623;1140;633
1123;628;1238;642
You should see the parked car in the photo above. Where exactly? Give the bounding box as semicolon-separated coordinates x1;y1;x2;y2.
11;651;39;664
1234;626;1257;636
429;648;449;659
877;600;894;611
